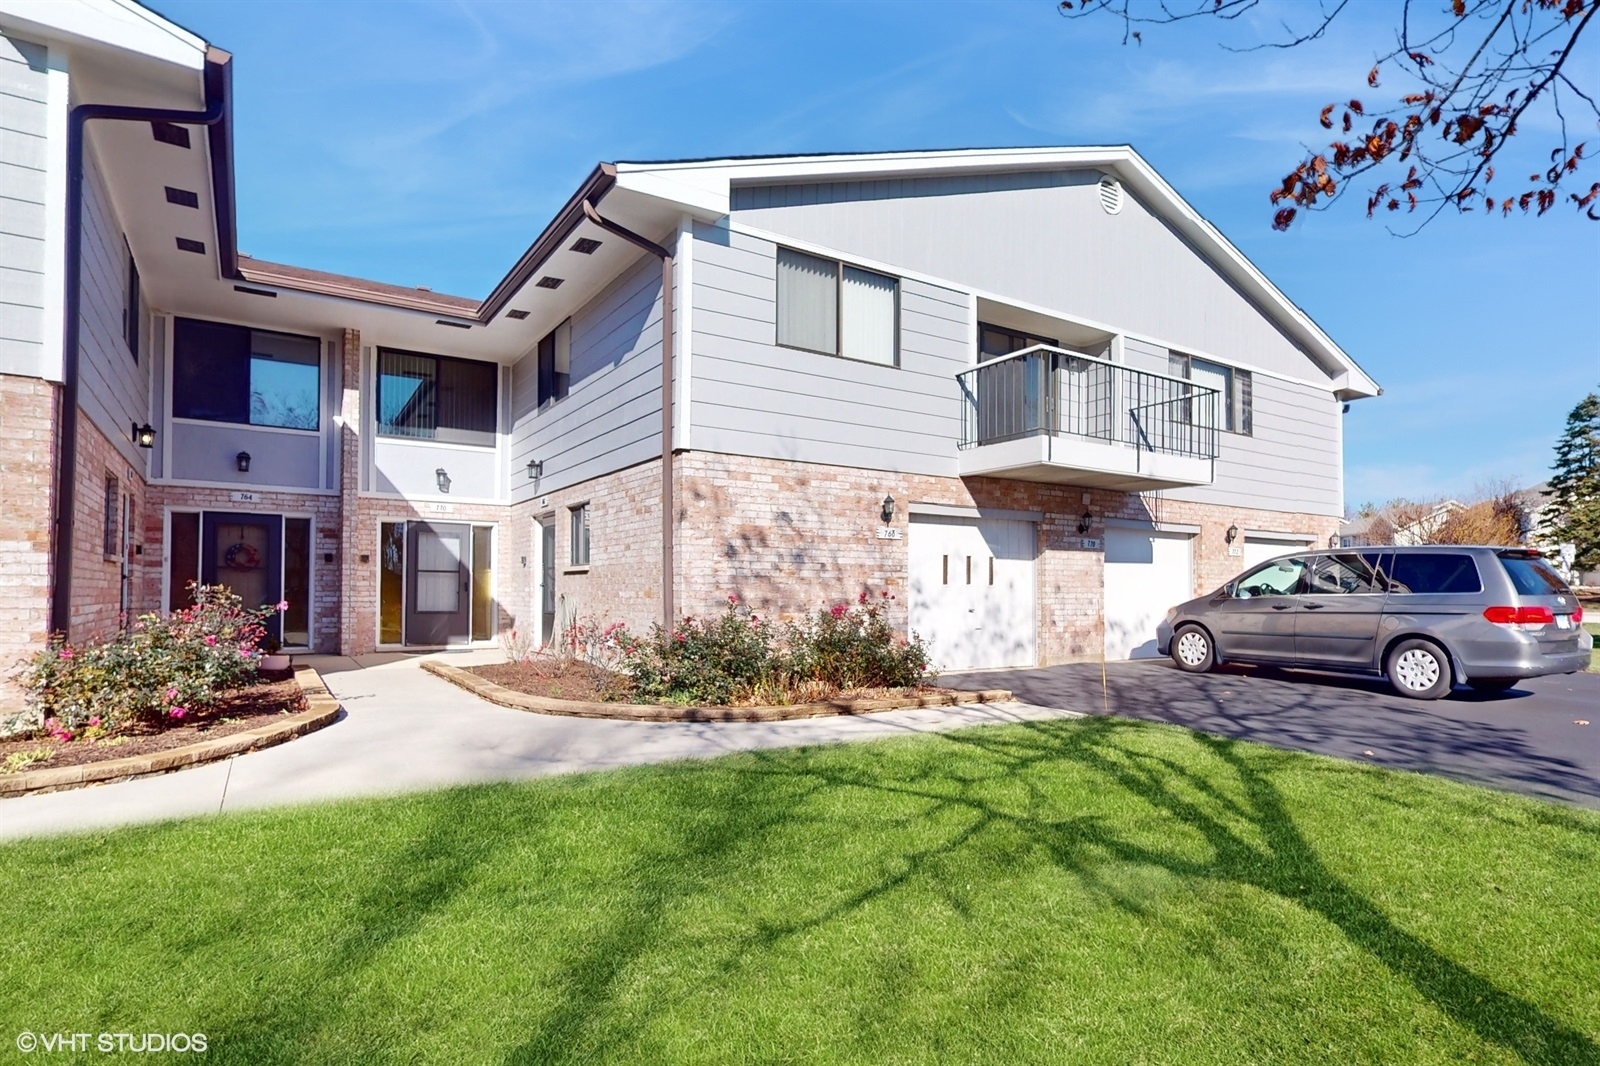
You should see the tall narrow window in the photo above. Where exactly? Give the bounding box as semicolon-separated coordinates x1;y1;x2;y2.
537;321;571;407
124;246;141;362
283;518;311;647
102;475;120;557
776;248;899;365
168;512;200;611
569;503;590;566
379;522;406;645
471;525;494;642
377;349;497;446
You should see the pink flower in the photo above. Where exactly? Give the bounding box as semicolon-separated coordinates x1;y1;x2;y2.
89;716;101;728
830;604;848;619
166;687;179;700
275;600;289;612
204;635;217;646
57;647;74;661
169;706;187;719
858;591;869;605
728;594;739;605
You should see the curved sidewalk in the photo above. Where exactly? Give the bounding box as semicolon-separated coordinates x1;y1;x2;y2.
0;652;1076;841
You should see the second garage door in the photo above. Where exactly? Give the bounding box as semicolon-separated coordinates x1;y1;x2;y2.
908;515;1036;672
1241;534;1314;572
1104;527;1195;660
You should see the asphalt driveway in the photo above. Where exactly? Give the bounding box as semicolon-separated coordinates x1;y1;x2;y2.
946;660;1600;809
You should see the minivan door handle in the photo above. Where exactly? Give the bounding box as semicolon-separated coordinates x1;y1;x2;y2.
1303;602;1327;610
1271;603;1292;611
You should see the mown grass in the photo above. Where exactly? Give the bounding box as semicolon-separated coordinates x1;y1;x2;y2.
1585;621;1599;670
1;717;1597;1064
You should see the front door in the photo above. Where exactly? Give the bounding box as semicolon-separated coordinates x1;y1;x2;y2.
1212;556;1306;663
201;511;283;642
406;521;471;646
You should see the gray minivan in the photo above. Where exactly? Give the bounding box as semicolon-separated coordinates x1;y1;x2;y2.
1155;546;1592;699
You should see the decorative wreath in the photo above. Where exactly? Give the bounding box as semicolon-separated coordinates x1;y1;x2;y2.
223;541;262;571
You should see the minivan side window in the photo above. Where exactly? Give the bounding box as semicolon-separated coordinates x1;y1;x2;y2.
1386;553;1482;595
1236;557;1308;598
1307;554;1382;595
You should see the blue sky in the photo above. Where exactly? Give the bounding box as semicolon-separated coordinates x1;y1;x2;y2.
156;0;1599;509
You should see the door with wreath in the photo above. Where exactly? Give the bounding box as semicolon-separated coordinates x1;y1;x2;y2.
200;511;283;643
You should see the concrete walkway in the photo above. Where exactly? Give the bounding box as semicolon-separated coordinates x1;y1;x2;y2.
0;653;1077;841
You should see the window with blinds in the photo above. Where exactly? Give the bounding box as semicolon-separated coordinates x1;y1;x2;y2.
776;248;898;366
377;348;498;447
1169;352;1252;436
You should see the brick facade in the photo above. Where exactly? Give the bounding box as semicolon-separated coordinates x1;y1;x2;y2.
0;374;60;704
69;415;146;644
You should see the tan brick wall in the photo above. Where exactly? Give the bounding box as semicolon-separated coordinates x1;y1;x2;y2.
69;414;146;645
510;459;665;640
0;374;59;702
672;451;1337;665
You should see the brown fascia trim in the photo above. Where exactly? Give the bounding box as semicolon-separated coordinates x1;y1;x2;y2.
476;162;617;323
203;46;239;280
216;163;618;323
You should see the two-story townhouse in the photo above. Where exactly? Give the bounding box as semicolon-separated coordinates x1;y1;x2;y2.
0;0;1379;706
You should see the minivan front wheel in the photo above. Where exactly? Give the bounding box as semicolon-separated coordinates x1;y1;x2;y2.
1171;625;1215;673
1386;639;1452;700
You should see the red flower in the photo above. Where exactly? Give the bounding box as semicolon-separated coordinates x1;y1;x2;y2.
830;604;848;619
858;591;869;605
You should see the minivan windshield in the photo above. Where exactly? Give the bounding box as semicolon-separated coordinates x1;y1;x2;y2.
1498;554;1570;596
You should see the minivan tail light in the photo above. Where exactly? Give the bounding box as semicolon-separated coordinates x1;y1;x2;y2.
1574;606;1584;624
1483;605;1554;625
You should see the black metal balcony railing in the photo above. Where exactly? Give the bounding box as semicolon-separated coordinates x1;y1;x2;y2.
957;346;1220;462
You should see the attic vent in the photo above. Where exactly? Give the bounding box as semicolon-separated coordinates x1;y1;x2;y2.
535;276;564;290
505;309;530;320
435;319;472;330
1098;176;1124;215
164;186;200;208
570;237;602;255
175;237;206;254
151;121;191;148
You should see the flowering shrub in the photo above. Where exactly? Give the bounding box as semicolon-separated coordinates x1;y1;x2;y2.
15;584;277;734
613;591;931;705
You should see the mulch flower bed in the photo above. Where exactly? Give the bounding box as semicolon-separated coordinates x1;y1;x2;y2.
0;673;306;774
465;659;962;708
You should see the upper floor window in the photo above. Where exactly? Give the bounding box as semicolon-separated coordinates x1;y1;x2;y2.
776;248;898;366
978;322;1057;362
377;348;497;448
1170;352;1253;436
537;320;570;408
173;317;320;431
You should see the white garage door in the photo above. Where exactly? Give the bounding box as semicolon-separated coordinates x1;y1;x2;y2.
1241;535;1312;572
908;515;1036;672
1104;527;1194;660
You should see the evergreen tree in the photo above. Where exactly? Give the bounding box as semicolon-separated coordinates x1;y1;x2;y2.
1544;392;1600;572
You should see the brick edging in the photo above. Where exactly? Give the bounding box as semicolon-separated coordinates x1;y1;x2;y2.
421;660;1012;722
0;665;341;798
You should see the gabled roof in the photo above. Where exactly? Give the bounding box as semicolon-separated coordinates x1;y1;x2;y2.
608;147;1379;399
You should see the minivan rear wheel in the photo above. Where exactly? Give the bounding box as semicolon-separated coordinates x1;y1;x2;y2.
1386;639;1452;700
1171;625;1215;673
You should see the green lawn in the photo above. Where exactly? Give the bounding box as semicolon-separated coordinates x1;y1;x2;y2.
2;718;1597;1065
1587;621;1599;670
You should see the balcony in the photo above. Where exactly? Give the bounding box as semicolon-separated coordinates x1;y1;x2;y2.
957;346;1219;491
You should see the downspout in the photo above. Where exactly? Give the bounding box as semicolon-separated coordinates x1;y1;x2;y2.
50;54;231;637
580;200;676;629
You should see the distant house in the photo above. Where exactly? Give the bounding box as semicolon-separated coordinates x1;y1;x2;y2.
1339;501;1463;547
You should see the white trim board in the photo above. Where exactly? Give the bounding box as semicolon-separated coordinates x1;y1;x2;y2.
908;503;1044;523
1104;517;1202;535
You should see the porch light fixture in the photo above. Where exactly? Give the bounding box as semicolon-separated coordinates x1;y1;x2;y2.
880;494;895;523
436;468;451;494
131;422;156;449
1225;524;1239;543
1329;534;1340;549
1077;510;1093;535
236;451;251;473
526;459;543;481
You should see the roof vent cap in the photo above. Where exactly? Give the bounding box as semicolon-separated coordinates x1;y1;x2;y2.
1098;176;1124;215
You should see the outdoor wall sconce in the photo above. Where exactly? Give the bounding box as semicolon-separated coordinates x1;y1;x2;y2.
131;422;155;449
1225;524;1239;543
436;468;451;494
527;459;543;481
1329;534;1341;549
236;451;251;473
1077;510;1093;535
880;494;895;523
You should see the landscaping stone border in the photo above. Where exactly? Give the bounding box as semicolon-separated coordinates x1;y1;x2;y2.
422;660;1013;722
0;666;341;798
